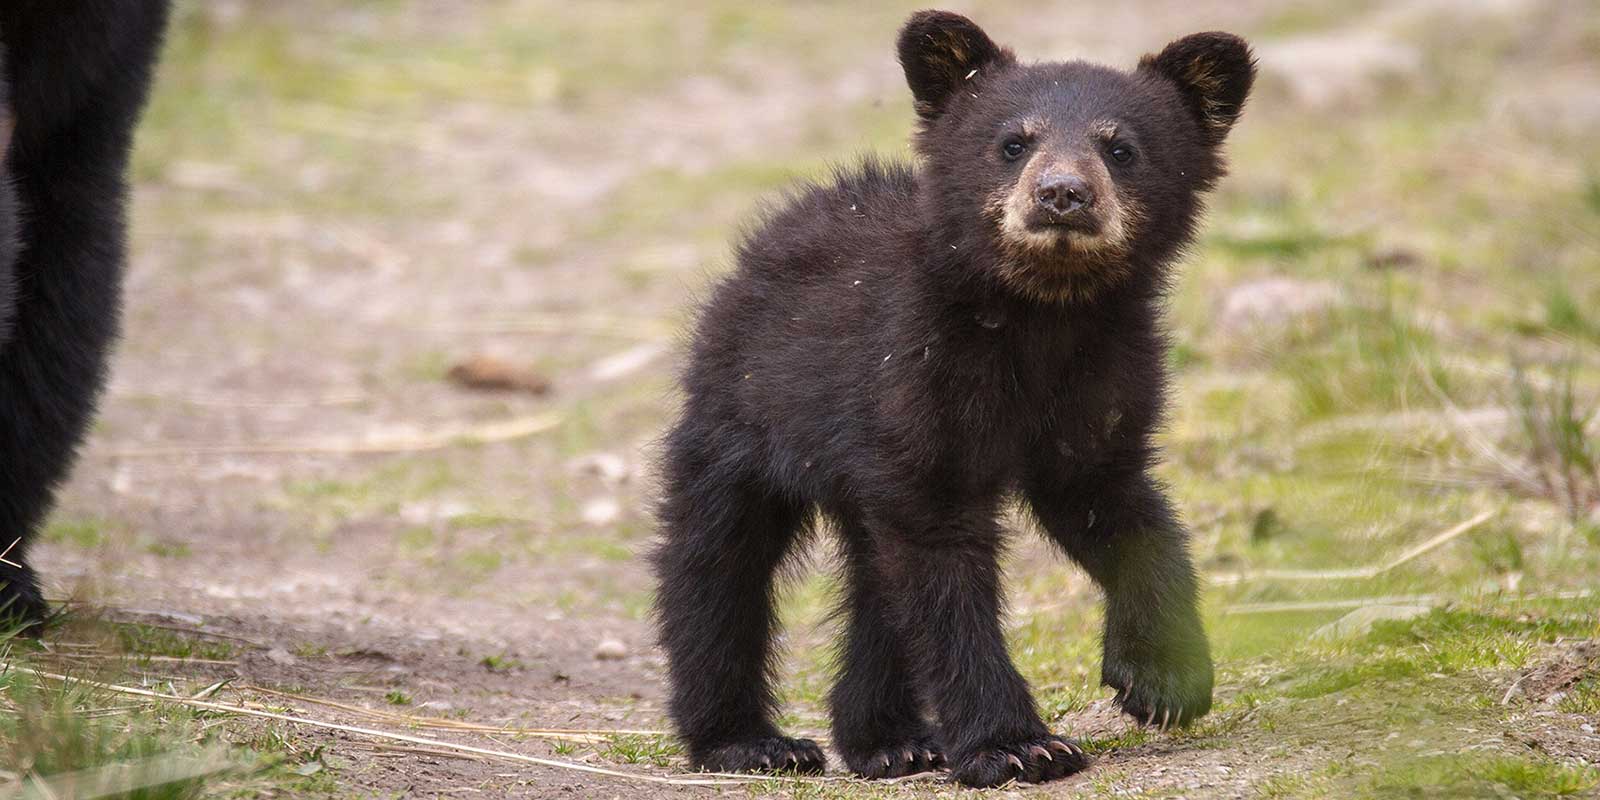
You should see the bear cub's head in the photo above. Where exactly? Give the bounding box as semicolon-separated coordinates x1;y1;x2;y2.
900;11;1255;302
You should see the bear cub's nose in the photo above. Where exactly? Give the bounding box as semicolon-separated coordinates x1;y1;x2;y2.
1036;175;1095;214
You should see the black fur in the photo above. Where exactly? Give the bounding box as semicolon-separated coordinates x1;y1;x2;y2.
0;1;170;629
653;11;1254;788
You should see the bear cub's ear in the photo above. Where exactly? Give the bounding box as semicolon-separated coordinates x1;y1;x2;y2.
897;11;1014;120
1139;32;1257;144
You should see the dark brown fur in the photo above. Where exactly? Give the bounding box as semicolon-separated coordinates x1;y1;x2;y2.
652;11;1255;787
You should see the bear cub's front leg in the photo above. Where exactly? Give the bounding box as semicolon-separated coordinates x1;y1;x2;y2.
1100;570;1215;729
1029;469;1217;729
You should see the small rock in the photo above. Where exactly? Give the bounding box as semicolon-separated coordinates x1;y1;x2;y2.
580;497;622;527
1366;246;1420;271
446;354;551;395
1311;605;1431;642
399;500;473;526
569;452;630;485
108;467;135;495
594;638;629;661
1497;67;1600;138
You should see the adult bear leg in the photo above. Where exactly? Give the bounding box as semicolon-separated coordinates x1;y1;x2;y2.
0;4;169;628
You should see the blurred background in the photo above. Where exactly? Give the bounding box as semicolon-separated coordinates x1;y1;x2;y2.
7;1;1598;797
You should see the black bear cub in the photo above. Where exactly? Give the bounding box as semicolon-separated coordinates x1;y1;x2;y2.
653;10;1254;788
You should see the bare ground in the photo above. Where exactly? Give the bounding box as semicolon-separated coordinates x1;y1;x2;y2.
20;0;1600;797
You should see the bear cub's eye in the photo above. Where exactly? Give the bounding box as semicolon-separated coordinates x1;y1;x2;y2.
1000;136;1028;161
1109;143;1136;164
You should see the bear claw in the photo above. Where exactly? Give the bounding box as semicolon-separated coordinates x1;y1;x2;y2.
842;735;944;780
697;737;826;775
950;734;1090;787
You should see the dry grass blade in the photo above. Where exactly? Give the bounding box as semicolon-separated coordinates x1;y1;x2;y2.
1222;595;1444;615
1418;358;1547;496
1222;588;1591;615
1209;508;1495;586
0;537;21;569
190;679;232;700
1294;406;1511;444
8;666;757;787
100;412;562;458
354;742;493;762
47;653;238;667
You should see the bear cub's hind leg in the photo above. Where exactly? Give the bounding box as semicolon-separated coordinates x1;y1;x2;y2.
651;448;825;775
828;530;944;779
867;509;1091;788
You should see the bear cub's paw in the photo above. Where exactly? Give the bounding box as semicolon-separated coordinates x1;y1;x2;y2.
839;734;944;779
949;734;1089;788
1102;630;1215;729
696;736;827;775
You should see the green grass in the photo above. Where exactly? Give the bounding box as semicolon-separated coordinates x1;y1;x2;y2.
478;653;524;673
1559;676;1600;715
1275;293;1456;421
41;519;110;550
1368;754;1599;798
598;734;683;768
114;624;236;662
0;623;339;797
1510;360;1600;520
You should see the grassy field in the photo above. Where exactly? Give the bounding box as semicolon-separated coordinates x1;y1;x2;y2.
2;0;1597;797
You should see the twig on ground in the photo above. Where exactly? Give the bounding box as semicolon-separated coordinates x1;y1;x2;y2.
354;742;493;762
1500;673;1528;705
